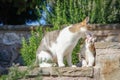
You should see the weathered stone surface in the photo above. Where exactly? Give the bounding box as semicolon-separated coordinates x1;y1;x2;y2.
19;67;93;77
42;76;93;80
0;28;31;75
95;42;120;80
20;77;94;80
93;30;119;37
40;67;93;77
88;24;120;30
93;30;120;42
3;33;21;45
0;65;8;75
18;66;100;80
0;43;23;65
0;43;24;75
95;42;120;49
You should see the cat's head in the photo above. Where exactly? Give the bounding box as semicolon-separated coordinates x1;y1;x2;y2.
69;17;92;33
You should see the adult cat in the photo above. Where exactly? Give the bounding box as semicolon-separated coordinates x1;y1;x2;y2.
36;17;91;67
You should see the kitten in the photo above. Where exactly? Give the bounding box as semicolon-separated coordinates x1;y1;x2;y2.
35;17;92;67
76;33;96;67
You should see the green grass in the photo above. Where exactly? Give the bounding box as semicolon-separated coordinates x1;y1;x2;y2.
0;64;42;80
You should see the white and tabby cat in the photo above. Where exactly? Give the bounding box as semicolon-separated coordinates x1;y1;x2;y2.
76;33;96;67
35;17;91;67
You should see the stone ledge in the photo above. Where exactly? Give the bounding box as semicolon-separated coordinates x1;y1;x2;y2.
0;24;120;31
0;24;53;31
40;67;93;77
18;66;94;77
88;24;120;30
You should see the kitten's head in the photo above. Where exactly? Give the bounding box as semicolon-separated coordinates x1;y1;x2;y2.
85;33;96;47
69;17;92;33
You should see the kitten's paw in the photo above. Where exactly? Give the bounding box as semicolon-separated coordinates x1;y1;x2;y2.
72;65;76;67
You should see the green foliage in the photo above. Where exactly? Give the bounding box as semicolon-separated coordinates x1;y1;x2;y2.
46;0;120;24
72;39;84;64
21;27;43;66
0;0;42;24
0;64;27;80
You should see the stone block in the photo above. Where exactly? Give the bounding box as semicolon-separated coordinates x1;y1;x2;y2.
95;42;120;49
40;67;93;77
95;42;120;80
18;66;97;80
3;33;21;45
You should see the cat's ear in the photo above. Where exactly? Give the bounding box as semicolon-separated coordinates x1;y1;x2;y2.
81;17;89;25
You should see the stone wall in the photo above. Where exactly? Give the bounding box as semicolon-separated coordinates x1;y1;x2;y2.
17;42;120;80
0;25;31;74
88;24;120;42
0;24;120;80
95;42;120;80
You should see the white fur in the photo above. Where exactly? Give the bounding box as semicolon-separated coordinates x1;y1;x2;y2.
80;27;87;32
85;49;95;67
38;25;87;67
82;59;87;67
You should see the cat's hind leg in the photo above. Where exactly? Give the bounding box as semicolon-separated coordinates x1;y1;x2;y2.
38;51;53;67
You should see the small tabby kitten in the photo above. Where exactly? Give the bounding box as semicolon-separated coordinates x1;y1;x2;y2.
76;33;96;67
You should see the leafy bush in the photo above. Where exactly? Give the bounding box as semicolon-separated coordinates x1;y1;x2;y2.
46;0;120;24
21;28;43;66
0;64;42;80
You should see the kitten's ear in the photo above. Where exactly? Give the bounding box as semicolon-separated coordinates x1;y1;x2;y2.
81;17;89;25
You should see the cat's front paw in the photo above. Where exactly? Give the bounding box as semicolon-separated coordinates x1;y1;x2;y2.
59;63;65;67
72;65;76;67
